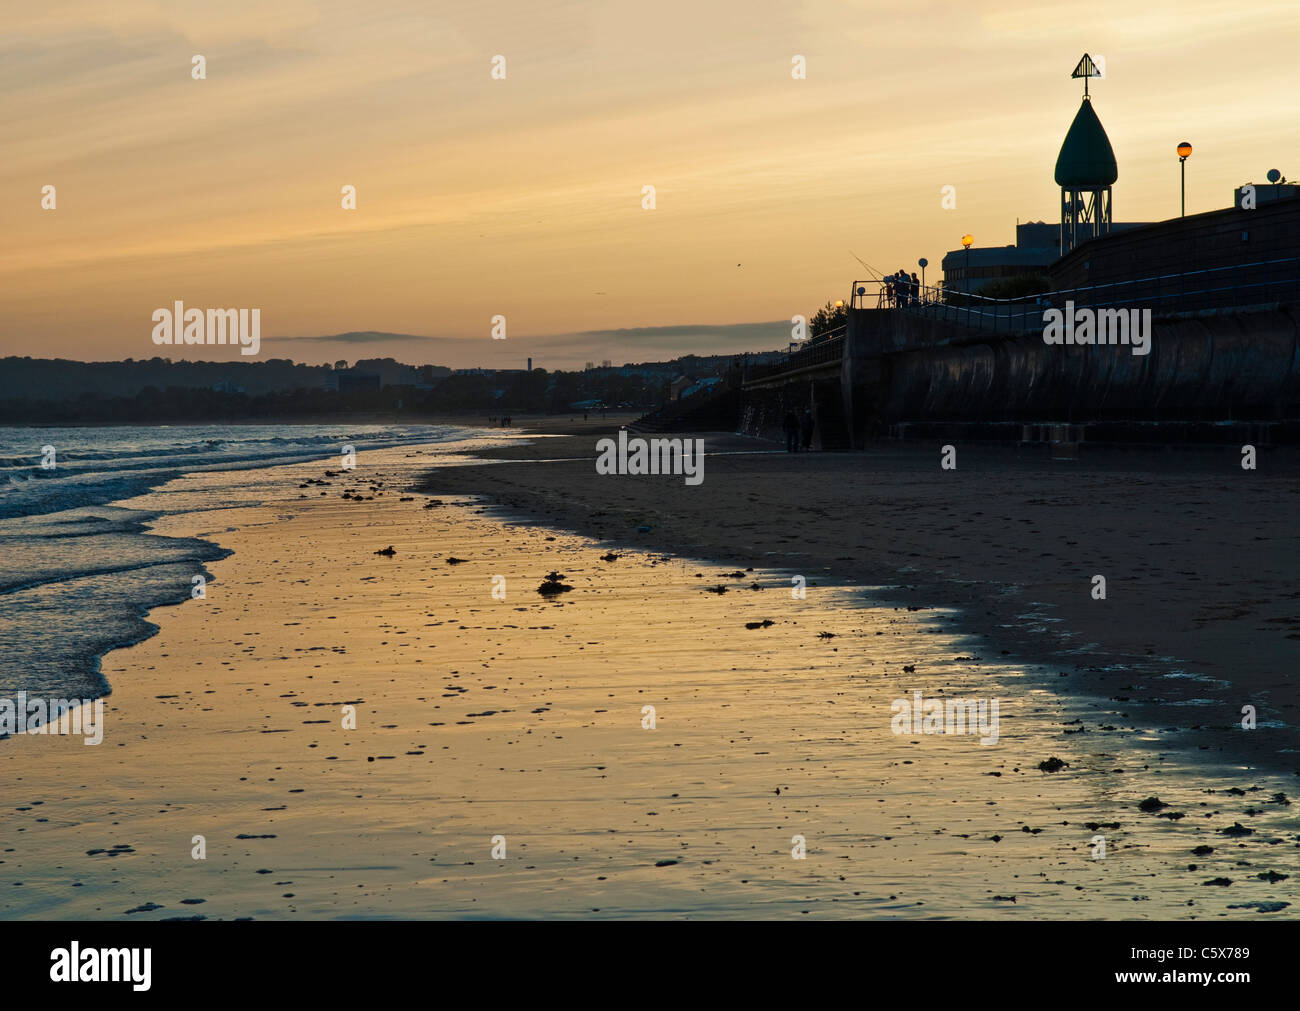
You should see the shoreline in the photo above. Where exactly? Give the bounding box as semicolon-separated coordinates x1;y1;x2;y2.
420;420;1300;778
0;413;610;430
0;424;519;718
2;442;1295;919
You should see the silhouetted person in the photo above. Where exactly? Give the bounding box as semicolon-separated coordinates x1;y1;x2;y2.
800;408;815;451
911;272;921;304
782;409;799;453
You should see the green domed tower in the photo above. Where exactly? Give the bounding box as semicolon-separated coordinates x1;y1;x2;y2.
1057;55;1115;254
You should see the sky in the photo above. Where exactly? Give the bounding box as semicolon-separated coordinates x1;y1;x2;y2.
3;0;1297;370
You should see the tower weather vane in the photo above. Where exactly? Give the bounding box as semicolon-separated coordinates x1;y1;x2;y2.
1072;53;1103;99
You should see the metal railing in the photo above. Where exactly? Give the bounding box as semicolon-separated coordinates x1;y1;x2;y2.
743;331;845;385
849;255;1300;335
740;255;1300;387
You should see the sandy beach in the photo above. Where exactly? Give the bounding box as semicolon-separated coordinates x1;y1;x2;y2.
427;417;1300;774
1;434;1296;920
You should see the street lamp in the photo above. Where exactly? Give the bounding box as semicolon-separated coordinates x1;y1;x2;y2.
1177;142;1193;217
961;235;973;293
918;257;928;299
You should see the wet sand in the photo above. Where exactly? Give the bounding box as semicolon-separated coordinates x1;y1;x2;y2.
1;441;1296;919
425;419;1300;775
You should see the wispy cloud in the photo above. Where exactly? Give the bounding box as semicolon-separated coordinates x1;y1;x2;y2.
264;321;789;369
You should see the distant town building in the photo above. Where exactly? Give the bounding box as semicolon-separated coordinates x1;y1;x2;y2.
325;369;381;393
451;367;528;377
941;244;1058;294
415;364;441;391
339;371;380;393
942;224;1154;294
1234;181;1296;208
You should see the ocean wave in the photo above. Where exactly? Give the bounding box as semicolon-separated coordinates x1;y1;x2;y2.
0;423;472;719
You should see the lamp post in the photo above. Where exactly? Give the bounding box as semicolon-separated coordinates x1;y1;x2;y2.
961;235;974;323
918;257;928;301
1177;142;1193;217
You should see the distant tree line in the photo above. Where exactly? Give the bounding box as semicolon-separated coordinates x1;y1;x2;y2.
0;366;681;423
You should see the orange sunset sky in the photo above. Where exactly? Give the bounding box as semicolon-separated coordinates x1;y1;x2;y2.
3;0;1297;369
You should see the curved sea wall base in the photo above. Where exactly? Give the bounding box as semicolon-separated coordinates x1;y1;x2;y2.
840;304;1300;440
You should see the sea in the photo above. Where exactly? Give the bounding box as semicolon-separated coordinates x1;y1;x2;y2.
0;424;477;710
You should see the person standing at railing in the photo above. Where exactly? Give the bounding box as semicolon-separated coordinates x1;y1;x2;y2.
911;272;921;305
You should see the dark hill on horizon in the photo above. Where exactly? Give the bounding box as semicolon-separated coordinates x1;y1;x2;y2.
0;356;451;401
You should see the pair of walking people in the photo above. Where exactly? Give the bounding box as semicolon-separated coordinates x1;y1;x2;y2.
783;407;815;452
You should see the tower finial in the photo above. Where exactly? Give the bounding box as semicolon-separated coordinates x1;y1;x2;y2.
1072;53;1102;99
